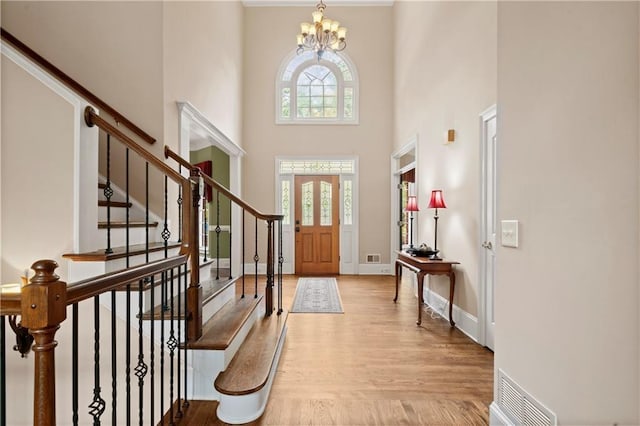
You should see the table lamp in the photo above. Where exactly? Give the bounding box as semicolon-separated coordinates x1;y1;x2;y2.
405;195;419;249
427;190;446;260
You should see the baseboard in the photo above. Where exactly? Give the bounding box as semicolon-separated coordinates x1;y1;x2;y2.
358;263;393;275
422;285;478;341
244;263;395;276
489;401;513;426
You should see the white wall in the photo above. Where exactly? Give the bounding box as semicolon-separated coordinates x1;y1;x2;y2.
1;56;76;282
242;5;394;265
393;1;497;316
1;1;167;217
496;2;639;423
163;1;244;150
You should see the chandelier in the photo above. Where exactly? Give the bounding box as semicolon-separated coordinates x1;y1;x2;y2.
296;0;347;60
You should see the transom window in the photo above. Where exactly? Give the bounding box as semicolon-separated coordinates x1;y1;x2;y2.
276;50;358;124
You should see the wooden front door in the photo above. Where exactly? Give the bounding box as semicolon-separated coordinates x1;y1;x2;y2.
294;175;340;275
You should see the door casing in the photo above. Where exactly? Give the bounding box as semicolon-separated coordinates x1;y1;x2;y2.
275;156;359;275
479;105;497;349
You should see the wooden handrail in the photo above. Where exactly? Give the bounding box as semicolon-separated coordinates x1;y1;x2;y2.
0;294;20;316
164;147;284;222
0;256;188;316
84;106;195;260
67;255;187;305
85;107;183;184
0;28;156;145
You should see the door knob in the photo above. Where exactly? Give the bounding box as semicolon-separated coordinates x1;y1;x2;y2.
482;241;493;249
295;227;300;232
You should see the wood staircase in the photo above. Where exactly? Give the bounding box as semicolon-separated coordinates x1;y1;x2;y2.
63;177;287;424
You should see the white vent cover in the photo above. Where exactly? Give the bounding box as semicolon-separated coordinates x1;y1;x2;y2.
366;254;381;263
497;369;557;426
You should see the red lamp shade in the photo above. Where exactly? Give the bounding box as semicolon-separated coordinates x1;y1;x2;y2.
405;195;419;212
427;190;446;209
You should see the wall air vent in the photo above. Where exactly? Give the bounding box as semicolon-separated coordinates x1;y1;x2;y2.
366;254;381;263
497;369;557;426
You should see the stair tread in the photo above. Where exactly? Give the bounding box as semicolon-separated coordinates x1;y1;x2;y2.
214;308;288;396
162;400;220;425
140;276;239;320
98;221;159;228
98;200;132;208
187;295;263;350
63;241;181;261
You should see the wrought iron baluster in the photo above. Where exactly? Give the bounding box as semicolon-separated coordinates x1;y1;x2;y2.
150;274;155;426
160;272;166;424
178;165;183;243
215;191;221;280
1;316;6;426
162;175;171;310
125;283;131;426
168;267;178;424
182;264;189;412
242;209;246;298
203;192;208;263
104;133;113;254
176;265;183;419
73;304;79;426
254;217;259;298
89;296;106;425
135;280;148;425
229;200;233;280
278;219;284;314
125;146;131;425
145;162;149;263
111;290;117;426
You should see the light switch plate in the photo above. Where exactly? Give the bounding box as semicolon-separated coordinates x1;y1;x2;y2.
501;220;519;248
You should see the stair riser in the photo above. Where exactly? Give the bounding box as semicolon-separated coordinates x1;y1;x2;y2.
98;205;145;222
201;284;235;324
97;227;164;249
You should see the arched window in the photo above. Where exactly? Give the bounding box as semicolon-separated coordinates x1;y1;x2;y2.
276;50;358;124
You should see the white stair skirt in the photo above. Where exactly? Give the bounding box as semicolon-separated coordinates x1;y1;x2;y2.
216;324;287;424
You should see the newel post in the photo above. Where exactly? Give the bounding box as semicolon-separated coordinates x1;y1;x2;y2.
187;170;203;341
21;260;67;426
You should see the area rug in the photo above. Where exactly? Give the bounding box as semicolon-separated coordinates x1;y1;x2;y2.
291;277;344;313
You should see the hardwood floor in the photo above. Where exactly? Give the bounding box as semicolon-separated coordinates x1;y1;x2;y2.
184;274;494;425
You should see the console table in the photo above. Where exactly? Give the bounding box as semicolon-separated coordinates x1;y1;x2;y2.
394;250;459;327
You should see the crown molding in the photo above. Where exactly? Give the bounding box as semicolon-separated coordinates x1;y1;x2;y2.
242;0;393;7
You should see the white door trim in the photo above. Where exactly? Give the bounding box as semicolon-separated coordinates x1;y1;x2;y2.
390;136;418;263
275;156;359;275
177;101;245;277
478;104;497;348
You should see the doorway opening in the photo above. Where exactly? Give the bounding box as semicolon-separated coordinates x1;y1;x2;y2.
391;137;418;260
276;157;359;275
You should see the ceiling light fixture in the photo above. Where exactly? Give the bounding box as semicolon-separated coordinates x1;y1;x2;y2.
297;0;347;61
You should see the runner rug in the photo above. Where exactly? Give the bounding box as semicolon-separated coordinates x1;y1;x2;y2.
290;277;344;313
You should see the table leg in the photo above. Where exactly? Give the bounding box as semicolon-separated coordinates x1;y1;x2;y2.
448;271;456;327
417;271;426;325
394;261;401;302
